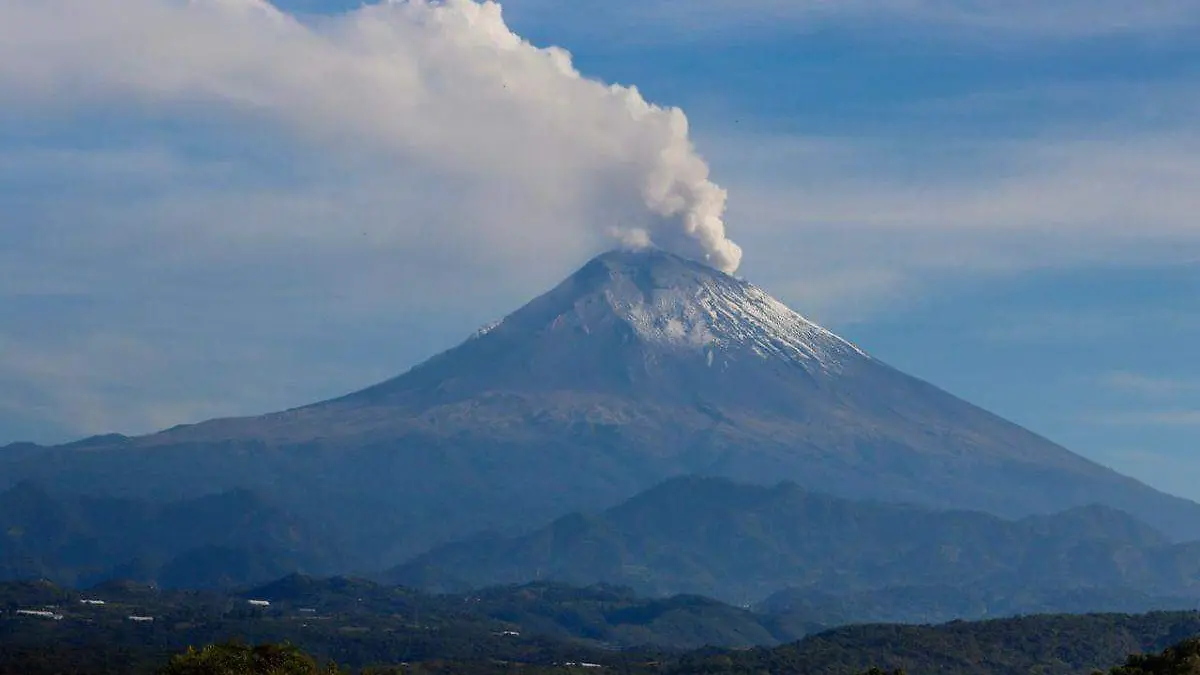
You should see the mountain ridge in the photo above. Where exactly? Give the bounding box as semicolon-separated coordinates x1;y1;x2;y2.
388;475;1200;606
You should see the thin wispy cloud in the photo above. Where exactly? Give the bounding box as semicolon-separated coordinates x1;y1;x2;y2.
712;130;1200;323
722;133;1200;238
1098;410;1200;427
1101;372;1200;398
965;308;1200;346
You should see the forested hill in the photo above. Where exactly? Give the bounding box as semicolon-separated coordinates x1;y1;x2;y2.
0;481;339;588
672;612;1200;675
143;634;1200;675
2;578;1200;675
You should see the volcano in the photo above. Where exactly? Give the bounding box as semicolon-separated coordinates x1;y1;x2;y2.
4;248;1199;567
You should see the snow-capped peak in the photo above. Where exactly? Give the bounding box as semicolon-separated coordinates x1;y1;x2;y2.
482;248;867;372
596;249;866;369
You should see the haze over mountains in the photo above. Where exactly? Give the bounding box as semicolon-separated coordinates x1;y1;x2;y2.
391;476;1200;612
2;248;1199;622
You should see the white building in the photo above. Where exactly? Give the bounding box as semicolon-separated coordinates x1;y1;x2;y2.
16;610;63;620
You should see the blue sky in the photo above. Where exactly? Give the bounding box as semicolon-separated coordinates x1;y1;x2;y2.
1;0;1198;500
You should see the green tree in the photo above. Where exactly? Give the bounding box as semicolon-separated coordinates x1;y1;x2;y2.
159;641;343;675
1111;638;1200;675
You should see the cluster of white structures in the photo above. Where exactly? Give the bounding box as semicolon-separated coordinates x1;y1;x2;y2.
13;600;151;622
12;597;277;624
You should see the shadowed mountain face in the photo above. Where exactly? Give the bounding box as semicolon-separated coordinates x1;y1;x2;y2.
2;249;1199;566
0;482;332;588
388;476;1200;606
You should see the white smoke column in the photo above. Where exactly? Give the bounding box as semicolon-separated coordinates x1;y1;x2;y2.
0;0;743;273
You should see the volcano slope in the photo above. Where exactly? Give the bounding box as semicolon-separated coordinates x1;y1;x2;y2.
3;248;1198;567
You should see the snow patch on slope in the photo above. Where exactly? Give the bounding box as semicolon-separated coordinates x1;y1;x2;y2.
592;249;868;371
471;319;503;340
611;274;866;370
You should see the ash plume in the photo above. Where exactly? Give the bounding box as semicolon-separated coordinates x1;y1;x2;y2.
0;0;743;273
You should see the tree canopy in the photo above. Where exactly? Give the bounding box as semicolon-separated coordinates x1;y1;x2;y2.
159;642;343;675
